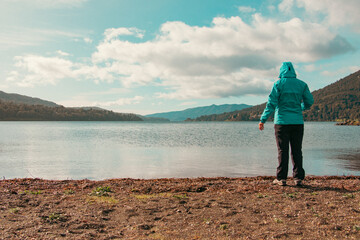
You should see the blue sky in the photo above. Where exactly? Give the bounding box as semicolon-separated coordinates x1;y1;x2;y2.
0;0;359;115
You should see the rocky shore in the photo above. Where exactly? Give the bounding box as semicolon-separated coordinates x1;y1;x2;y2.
336;120;360;126
1;176;360;239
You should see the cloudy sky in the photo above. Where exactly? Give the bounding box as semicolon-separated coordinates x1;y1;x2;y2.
1;0;359;115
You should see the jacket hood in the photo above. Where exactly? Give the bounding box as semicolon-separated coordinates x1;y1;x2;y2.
279;62;296;78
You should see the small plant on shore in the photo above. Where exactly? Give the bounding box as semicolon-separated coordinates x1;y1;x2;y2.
274;218;283;223
20;190;42;195
64;189;75;195
86;196;119;204
203;218;212;225
90;186;112;196
343;193;355;199
173;194;188;200
42;213;67;223
9;208;20;214
134;193;172;201
353;225;360;231
256;193;268;198
219;224;229;230
311;207;320;217
284;192;297;198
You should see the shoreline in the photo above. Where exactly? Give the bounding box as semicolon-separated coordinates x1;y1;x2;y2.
1;176;360;239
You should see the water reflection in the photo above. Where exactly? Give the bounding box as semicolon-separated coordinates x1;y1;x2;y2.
332;151;360;171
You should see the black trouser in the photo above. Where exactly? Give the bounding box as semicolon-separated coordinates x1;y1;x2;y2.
274;124;305;180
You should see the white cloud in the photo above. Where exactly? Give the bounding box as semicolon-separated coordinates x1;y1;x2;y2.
280;0;360;32
8;55;75;87
0;27;83;50
94;96;144;107
238;6;256;13
0;83;9;90
303;64;317;72
104;27;145;41
58;95;143;109
321;66;360;77
91;15;353;99
84;37;93;43
56;50;70;56
179;101;197;106
278;0;294;13
8;16;354;99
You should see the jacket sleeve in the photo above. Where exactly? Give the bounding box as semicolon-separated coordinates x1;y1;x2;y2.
301;84;314;111
260;83;279;123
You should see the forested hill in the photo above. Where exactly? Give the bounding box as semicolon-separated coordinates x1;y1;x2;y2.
303;70;360;121
189;70;360;122
0;101;142;121
146;104;251;121
0;90;59;107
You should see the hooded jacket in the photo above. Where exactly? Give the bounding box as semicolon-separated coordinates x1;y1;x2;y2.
260;62;314;125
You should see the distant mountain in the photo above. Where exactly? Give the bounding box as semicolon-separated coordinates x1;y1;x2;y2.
145;104;252;121
0;91;142;121
0;90;59;107
189;70;360;122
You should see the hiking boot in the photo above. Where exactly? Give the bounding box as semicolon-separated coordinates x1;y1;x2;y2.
273;179;286;186
294;179;303;186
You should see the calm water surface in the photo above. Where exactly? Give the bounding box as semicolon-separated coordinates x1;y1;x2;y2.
0;122;359;180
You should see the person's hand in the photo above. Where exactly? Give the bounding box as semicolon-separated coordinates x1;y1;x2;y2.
259;122;264;131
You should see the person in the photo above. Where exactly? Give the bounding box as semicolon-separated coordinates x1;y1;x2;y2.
259;62;314;186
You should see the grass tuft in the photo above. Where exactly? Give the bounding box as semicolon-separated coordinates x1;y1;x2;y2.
64;189;75;195
9;208;20;214
20;190;42;195
284;192;297;198
219;224;229;230
274;218;283;224
134;193;173;201
173;194;188;200
256;193;268;198
42;212;67;223
90;186;112;197
343;193;355;199
86;196;119;204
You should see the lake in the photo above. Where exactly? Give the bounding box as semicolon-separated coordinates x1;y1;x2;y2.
0;121;359;180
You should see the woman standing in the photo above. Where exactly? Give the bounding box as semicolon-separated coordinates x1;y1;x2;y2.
259;62;314;186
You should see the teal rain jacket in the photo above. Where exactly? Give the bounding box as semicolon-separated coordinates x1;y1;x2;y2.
260;62;314;125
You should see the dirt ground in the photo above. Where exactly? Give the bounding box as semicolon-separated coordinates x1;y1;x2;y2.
1;176;360;239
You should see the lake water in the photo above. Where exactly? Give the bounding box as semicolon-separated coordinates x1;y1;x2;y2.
0;122;359;180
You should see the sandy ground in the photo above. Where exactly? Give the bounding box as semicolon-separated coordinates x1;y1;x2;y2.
1;176;360;239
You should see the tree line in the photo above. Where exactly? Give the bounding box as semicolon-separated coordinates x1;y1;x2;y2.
0;101;143;121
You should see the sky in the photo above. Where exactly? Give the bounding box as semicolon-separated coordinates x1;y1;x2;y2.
0;0;359;115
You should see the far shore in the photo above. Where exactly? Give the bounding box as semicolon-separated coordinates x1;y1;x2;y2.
336;119;360;126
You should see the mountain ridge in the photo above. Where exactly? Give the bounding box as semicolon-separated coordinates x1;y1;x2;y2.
0;90;59;107
0;91;143;121
145;104;252;121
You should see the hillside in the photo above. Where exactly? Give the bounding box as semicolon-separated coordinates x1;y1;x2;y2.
146;104;251;121
0;101;143;121
0;90;144;121
189;70;360;122
0;90;59;107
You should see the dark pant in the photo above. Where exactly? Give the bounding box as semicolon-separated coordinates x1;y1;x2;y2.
274;124;305;180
